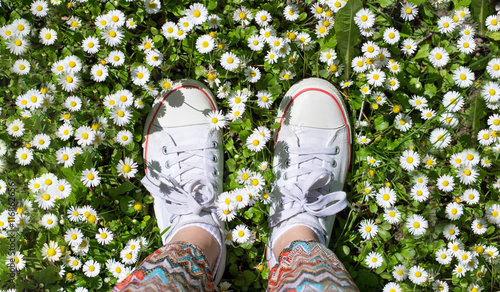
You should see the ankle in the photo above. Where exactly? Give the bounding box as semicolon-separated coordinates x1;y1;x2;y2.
273;225;318;259
170;226;220;270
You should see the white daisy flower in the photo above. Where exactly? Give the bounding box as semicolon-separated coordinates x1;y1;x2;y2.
471;218;488;235
117;157;138;179
7;36;29;55
96;227;113;245
394;114;412;132
82;36;100;54
245;66;261;83
115;130;134;146
365;251;383;269
39;213;58;229
383;207;401;224
358;219;378;240
102;27;124;47
482;81;500;103
232;224;251;244
82;259;100;277
255;10;272;26
406;214;428;236
486;58;500;78
185;2;208;25
81;168;101;188
64;96;82;112
400;3;418;21
32;133;51;150
386;77;400;91
457;36;476;54
6;251;26;271
56;123;73;141
354;8;375;29
31;0;49;17
283;4;300;21
376;187;397;208
456;164;478;185
145;0;161;14
217;206;236;222
392;264;408;281
410;184;430;202
486;14;500;31
408;265;428;285
437;174;455;192
233;7;252;26
11;59;30;75
437;16;457;34
445;202;463;220
401;39;417;55
383;27;400;45
485;204;500;225
107;50;126;66
16;147;33;165
41;241;61;262
442;91;464;112
220;52;240;71
443;223;460;240
436;248;453;265
65;227;84;247
429;47;449;68
246;133;266;152
206;110;227;130
462;148;480;165
74;126;95;146
126;18;137;29
453;66;475;88
131;66;150;86
399;150;420;171
59;73;80;92
195;34;214;54
67;16;82;30
429;128;452;148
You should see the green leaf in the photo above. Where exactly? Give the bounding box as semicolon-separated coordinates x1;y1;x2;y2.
109;181;135;196
375;0;394;8
414;43;430;60
470;0;493;35
243;270;257;286
374;116;389;131
333;0;362;78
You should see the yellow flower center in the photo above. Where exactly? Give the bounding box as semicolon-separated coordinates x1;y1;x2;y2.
361;15;368;21
365;226;371;232
47;248;56;256
123;165;132;173
87;174;95;180
383;194;390;201
239;12;246;19
71;21;78;27
66;76;73;83
15;40;22;46
389;33;395;38
413;222;420;228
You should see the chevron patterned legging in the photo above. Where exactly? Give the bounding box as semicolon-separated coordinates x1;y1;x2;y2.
113;240;359;292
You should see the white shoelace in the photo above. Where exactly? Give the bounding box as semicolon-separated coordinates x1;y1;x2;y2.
269;146;348;227
141;141;218;219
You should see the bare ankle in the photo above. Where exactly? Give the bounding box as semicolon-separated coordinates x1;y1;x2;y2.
273;225;318;259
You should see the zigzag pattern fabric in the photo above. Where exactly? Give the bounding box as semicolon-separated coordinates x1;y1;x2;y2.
267;240;359;292
112;241;214;292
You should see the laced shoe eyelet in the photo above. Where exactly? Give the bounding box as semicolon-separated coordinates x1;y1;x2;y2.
213;141;218;148
284;145;289;154
165;161;170;168
333;160;337;168
284;159;290;167
162;146;168;155
334;146;340;154
283;172;287;180
212;155;218;162
214;168;219;176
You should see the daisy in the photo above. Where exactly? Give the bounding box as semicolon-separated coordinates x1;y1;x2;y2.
438;16;456;34
233;7;252;26
108;9;125;27
96;228;113;245
75;126;95;146
461;188;480;205
83;259;100;277
220;52;240;71
248;172;265;191
247;35;265;51
437;174;455;192
126;18;137;29
245;66;261;83
354;8;375;29
107;50;126;66
453;264;467;278
440;112;459;128
59;73;80;92
365;251;383;269
185;2;208;25
486;58;500;78
63;96;82;112
443;223;460;240
376;187;397;208
117;157;138;179
217;206;236;222
16;147;33;166
485;204;500;225
284;4;300;21
6;251;26;271
90;64;108;83
53;179;71;199
32;134;51;150
102;27;123;47
463;149;480;165
196;34;214;54
430;128;452;148
409;95;428;110
67;16;82;30
486;14;500;31
366;156;380;167
481;156;492;167
394;114;412;132
471;218;488;235
429;47;449;68
206;110;227;130
246;133;266;152
406;214;428;236
207;14;221;28
255;91;273;109
366;69;385;87
436;248;453;265
68;256;82;270
145;0;161;14
386;60;401;73
115;130;133;146
132;66;150;86
279;69;295;81
456;165;478;185
358;219;378;240
65;227;84;247
401;3;418;21
484;246;499;263
30;0;48;17
383;27;400;45
319;49;337;65
408;265;428;285
399;150;420;171
410;184;430;202
392;264;408;281
56;123;73;141
82;36;100;54
482;81;500;103
386;77;400;91
232;224;251;244
255;10;272;26
445;202;463;220
7;36;29;55
11;59;30;75
457;36;476;54
401;39;417;55
442;91;464;112
236;168;252;184
383;207;401;224
453;66;475;88
81;168;101;188
42;241;62;262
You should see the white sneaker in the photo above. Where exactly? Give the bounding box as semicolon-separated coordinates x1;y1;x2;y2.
266;77;352;268
141;79;226;283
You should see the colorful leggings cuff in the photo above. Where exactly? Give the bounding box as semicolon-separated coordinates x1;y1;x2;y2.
267;240;359;292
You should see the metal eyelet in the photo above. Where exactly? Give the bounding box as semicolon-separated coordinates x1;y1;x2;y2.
332;160;337;168
284;159;290;167
334;146;340;154
283;172;287;180
164;161;170;168
284;145;289;154
213;168;219;176
213;141;218;148
212;155;218;162
162;146;168;155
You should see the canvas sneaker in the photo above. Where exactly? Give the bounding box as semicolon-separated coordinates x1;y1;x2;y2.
267;77;352;268
140;79;226;283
